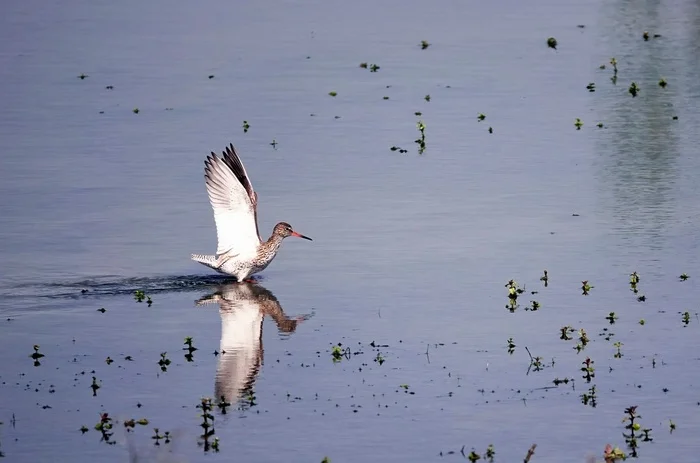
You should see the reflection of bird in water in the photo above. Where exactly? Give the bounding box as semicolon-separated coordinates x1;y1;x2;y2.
195;282;310;406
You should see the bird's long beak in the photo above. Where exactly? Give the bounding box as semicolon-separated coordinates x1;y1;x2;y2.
291;231;313;241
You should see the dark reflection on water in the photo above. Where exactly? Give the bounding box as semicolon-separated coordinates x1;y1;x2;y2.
594;0;687;253
196;283;311;407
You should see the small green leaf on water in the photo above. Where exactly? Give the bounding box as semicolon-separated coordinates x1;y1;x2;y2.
658;78;667;88
242;120;250;133
369;64;380;72
420;40;430;50
680;273;689;281
136;418;149;425
424;94;431;102
477;113;486;122
643;31;650;41
574;118;583;130
328;91;337;97
547;37;557;49
359;62;368;68
132;108;140;114
639;319;645;325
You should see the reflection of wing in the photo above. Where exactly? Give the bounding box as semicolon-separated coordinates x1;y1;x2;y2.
196;282;304;405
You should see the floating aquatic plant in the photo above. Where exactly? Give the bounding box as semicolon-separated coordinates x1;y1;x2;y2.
390;146;408;154
184;336;198;362
586;82;596;92
359;62;368;68
506;337;516;354
78;73;89;80
158;352;171;371
208;75;215;79
328;91;337;97
642;31;650;41
369;64;380;72
597;122;604;128
134;290;145;302
415;120;426;154
680;273;689;281
197;398;218;452
270;139;278;149
581;280;593;295
581;385;597;407
546;37;557;49
477;113;485;122
242;121;250;133
628;82;639;97
574;118;583;130
132;108;140;114
613;341;623;358
420;40;430;50
30;345;44;366
91;376;101;396
95;413;114;444
658;78;667;88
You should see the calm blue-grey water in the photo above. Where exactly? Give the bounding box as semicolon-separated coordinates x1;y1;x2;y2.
1;0;700;462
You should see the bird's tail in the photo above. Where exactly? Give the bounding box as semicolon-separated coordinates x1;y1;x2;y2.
191;253;218;270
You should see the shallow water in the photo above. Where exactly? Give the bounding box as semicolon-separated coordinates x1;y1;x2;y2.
1;0;700;462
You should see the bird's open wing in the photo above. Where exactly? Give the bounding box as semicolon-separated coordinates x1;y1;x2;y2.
204;144;261;256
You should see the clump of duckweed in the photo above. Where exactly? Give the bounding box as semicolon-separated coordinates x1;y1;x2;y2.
132;108;140;114
506;337;516;354
628;82;639;97
574;118;583;130
374;352;385;365
477;113;486;122
424;94;431;102
242;121;250;133
328;91;337;97
369;64;380;72
658;78;667;88
151;428;172;445
420;40;430;49
606;312;618;324
603;444;627;462
488;126;493;133
505;279;525;312
546;37;557;49
105;85;114;90
197;398;219;452
30;344;44;366
134;290;146;302
158;352;171;372
382;96;389;100
184;336;198;362
679;273;689;281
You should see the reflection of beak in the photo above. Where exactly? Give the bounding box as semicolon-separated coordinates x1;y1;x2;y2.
291;231;313;241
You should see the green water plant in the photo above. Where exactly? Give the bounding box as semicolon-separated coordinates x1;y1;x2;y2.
78;73;89;80
197;397;218;452
507;337;516;354
540;270;548;287
270;139;278;149
30;345;44;366
424;94;431;102
658;78;667;88
679;273;689;281
415;120;426;154
374;352;385;365
390;146;408;154
581;357;595;382
328;91;337;97
628;82;639;97
606;312;618;324
331;343;350;362
586;82;596;92
669;419;676;433
477;113;486;122
682;311;690;326
547;37;557;49
421;40;430;49
184;336;198;362
91;376;101;396
642;31;649;41
369;64;380;72
581;385;597;407
597;122;604;128
581;280;593;295
614;341;623;358
575;329;589;353
560;325;574;340
574;118;583;130
158;352;171;371
134;290;145;302
95;413;114;444
359;62;368;68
